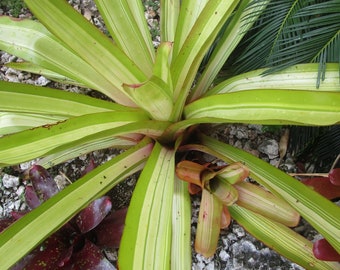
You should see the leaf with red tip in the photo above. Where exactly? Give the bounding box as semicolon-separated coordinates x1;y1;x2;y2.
69;240;115;270
302;177;340;200
93;208;127;248
207;178;238;206
188;183;202;195
29;165;59;202
313;238;340;261
195;189;223;258
329;168;340;186
76;196;112;234
216;162;249;184
220;206;231;229
25;185;41;208
175;160;207;187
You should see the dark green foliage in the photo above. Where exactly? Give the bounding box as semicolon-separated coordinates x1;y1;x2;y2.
228;0;340;76
289;126;340;172
0;0;26;17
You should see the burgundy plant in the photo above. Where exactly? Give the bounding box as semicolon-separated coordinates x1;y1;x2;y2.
0;165;126;269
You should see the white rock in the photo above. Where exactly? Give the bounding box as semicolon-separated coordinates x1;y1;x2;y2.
14;199;21;210
2;174;20;188
205;262;215;270
258;139;279;159
16;185;25;197
219;249;230;261
35;76;50;86
20;161;35;171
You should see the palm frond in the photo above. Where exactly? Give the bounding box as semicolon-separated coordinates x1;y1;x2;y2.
230;0;340;80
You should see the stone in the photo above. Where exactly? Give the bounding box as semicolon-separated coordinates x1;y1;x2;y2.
219;250;230;261
258;139;279;159
2;174;20;188
35;76;50;86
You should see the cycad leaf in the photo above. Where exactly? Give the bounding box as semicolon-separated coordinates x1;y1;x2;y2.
233;0;340;76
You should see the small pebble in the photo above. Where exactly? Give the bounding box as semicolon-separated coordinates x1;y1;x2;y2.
219;250;230;261
35;76;50;86
258;139;279;159
2;174;20;188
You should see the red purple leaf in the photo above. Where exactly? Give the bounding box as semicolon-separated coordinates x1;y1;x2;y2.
93;208;127;248
67;239;115;270
313;238;340;261
76;196;112;234
11;210;29;220
329;168;340;186
302;177;340;200
81;158;97;176
25;185;41;208
29;165;59;202
0;217;15;233
21;233;70;269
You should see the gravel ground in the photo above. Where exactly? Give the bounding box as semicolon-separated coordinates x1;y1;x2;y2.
0;1;334;269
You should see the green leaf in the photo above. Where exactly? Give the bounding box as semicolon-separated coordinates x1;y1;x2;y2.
0;80;129;118
0;16;130;103
229;204;339;270
123;77;173;121
199;134;340;254
36;136;137;168
190;0;270;100
153;42;173;93
171;177;192;270
5;62;87;87
184;90;340;126
119;142;175;270
206;64;340;96
170;0;240;120
172;0;209;58
0;138;153;269
95;0;155;75
0;112;65;135
24;0;148;105
123;42;174;121
160;0;180;42
0;111;150;166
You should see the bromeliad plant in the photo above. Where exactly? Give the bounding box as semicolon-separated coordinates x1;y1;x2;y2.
0;0;339;269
